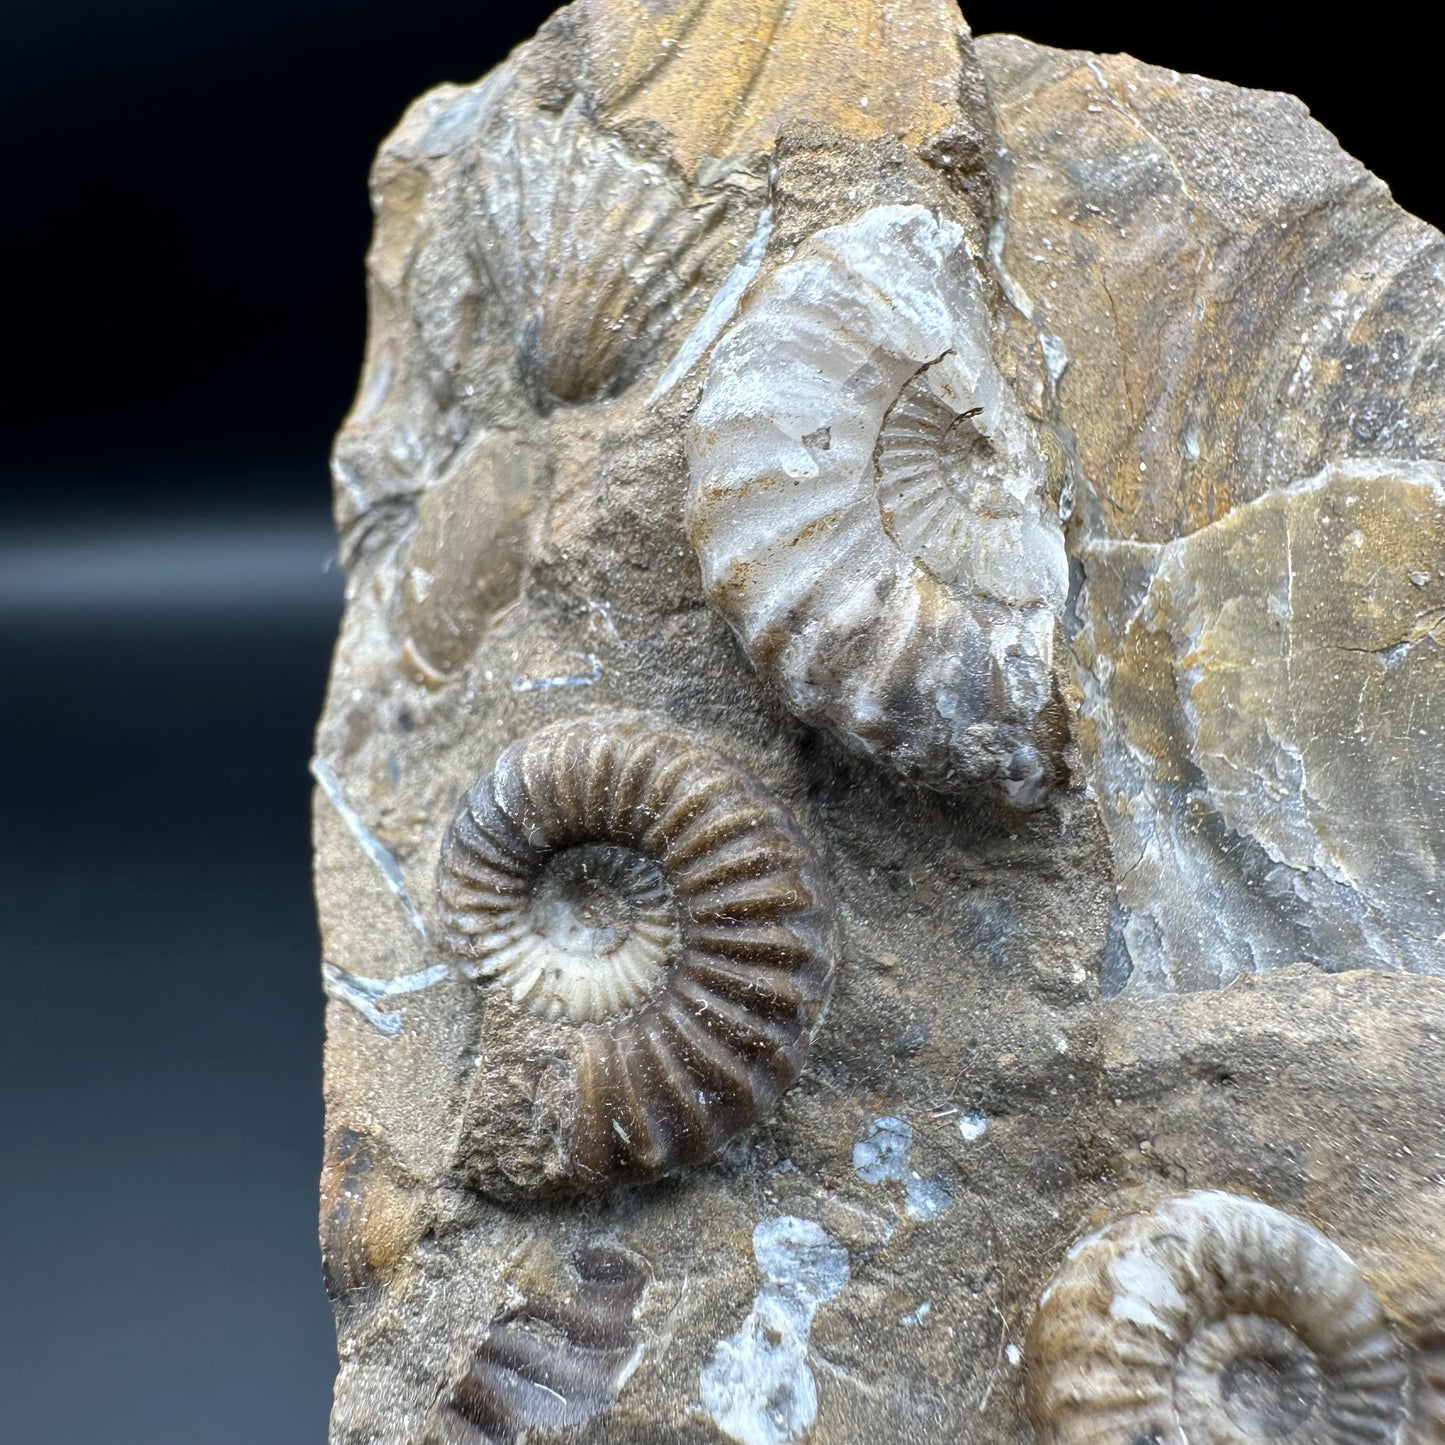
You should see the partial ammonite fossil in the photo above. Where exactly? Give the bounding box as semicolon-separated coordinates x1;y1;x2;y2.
686;203;1070;807
474;95;732;410
1026;1191;1408;1443
319;1127;425;1308
1407;1335;1445;1444
436;715;835;1197
439;1244;648;1445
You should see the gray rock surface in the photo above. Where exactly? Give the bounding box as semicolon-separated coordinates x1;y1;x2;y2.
315;5;1445;1440
980;34;1445;994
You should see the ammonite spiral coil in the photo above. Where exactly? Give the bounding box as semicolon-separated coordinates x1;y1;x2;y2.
1026;1191;1408;1444
437;715;835;1197
686;203;1070;807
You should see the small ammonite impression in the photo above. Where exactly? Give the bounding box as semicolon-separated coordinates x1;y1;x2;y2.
686;203;1070;807
474;95;730;411
440;1243;649;1444
1025;1191;1408;1444
436;715;835;1198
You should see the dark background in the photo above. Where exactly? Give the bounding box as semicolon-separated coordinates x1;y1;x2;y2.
1;4;1437;1442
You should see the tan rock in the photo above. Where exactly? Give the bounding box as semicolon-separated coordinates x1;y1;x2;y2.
316;8;1445;1442
584;0;967;176
982;37;1445;544
981;35;1445;994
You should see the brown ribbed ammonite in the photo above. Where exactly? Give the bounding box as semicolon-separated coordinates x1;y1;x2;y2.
437;1242;649;1444
437;715;836;1197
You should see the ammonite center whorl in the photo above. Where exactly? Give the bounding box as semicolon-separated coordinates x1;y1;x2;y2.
876;365;1037;591
437;715;836;1197
1025;1191;1408;1444
468;840;680;1025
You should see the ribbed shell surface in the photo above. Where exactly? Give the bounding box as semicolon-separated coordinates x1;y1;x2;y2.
474;95;728;409
437;716;836;1196
685;203;1069;807
1406;1338;1445;1445
442;1245;648;1443
1026;1191;1408;1444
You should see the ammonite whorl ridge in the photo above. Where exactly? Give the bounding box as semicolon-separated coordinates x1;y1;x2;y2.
1026;1191;1408;1444
437;716;835;1197
686;203;1070;807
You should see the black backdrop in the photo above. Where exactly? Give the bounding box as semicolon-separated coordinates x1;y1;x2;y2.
1;5;1437;1442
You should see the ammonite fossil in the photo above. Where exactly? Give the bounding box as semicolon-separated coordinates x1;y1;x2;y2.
474;95;731;410
1407;1335;1445;1444
439;1244;648;1444
319;1127;424;1307
436;715;835;1197
1025;1191;1408;1443
685;203;1069;807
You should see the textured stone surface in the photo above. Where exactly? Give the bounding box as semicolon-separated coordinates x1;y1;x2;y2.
982;35;1445;996
1072;462;1445;993
582;0;969;176
316;5;1445;1441
980;36;1445;542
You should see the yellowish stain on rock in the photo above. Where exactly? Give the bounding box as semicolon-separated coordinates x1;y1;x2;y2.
1074;463;1445;987
584;0;963;175
980;36;1444;544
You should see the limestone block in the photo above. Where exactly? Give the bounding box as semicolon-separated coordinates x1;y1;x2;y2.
315;7;1445;1442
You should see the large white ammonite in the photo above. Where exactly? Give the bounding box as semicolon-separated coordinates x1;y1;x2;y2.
685;203;1069;807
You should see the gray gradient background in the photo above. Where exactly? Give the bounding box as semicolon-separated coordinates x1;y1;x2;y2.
1;4;1436;1441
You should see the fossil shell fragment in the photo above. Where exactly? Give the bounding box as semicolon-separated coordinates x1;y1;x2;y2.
686;204;1069;807
474;95;729;410
319;1128;423;1305
1026;1191;1408;1444
981;36;1445;992
398;430;544;686
440;1244;648;1444
437;715;836;1196
1406;1335;1445;1444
